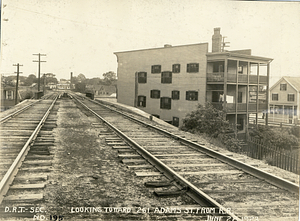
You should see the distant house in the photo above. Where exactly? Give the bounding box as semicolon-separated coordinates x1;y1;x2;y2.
47;82;57;89
86;85;116;97
1;83;21;111
57;79;71;90
269;76;300;124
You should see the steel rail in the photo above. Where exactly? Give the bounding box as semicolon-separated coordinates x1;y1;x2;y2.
74;93;299;195
0;95;58;204
72;94;242;221
0;100;41;123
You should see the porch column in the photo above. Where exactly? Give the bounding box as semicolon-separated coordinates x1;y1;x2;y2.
256;63;259;126
246;62;250;136
235;60;239;133
224;58;228;113
266;62;270;125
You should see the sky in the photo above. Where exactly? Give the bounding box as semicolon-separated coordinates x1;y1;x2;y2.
1;0;300;86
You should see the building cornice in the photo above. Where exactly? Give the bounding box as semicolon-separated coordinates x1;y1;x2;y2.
114;43;209;55
207;52;273;63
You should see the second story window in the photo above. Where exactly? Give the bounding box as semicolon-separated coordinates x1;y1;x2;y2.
238;66;243;74
150;90;160;99
151;65;161;73
186;91;198;101
272;93;278;101
172;64;180;73
280;84;287;91
288;94;295;102
160;97;171;109
172;90;180;100
137;96;146;107
161;71;172;84
138;72;147;83
187;63;199;73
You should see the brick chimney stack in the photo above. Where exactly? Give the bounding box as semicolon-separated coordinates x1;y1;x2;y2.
212;27;222;53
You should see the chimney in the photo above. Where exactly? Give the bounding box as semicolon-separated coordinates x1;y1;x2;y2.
212;27;222;53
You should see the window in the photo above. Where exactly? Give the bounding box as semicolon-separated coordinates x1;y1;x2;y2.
137;96;146;107
270;106;274;114
238;92;242;103
152;114;160;119
186;91;198;101
237;118;244;131
172;90;180;100
187;63;199;73
288;94;295;102
6;90;14;100
161;71;172;84
160;97;171;109
238;66;243;74
172;64;180;73
280;84;287;91
150;90;160;99
138;72;147;83
151;65;161;73
272;93;278;101
213;63;224;73
173;117;179;127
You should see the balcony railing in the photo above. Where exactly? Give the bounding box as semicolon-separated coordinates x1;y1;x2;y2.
227;74;236;82
211;102;266;113
259;76;268;84
259;103;267;111
211;102;224;110
207;73;224;82
208;72;268;84
249;103;257;112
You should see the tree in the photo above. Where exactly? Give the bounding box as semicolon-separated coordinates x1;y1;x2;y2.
102;71;117;85
24;74;37;86
77;73;86;83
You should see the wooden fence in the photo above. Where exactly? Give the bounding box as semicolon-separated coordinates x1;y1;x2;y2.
245;136;299;174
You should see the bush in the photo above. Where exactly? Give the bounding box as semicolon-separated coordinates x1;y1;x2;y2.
19;90;34;100
180;103;231;138
218;134;242;152
180;103;242;153
290;126;300;138
249;125;299;150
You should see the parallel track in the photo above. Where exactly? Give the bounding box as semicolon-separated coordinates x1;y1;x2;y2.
71;93;299;221
0;93;60;212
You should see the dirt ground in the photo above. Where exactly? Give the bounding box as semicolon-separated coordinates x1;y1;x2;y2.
44;99;205;221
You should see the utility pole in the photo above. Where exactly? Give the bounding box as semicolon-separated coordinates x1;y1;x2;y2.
70;72;73;90
33;53;46;91
221;36;230;52
13;63;23;105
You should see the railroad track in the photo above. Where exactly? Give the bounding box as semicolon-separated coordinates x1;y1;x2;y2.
71;93;299;221
0;92;61;219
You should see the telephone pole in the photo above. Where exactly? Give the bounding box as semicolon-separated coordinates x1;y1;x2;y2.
13;63;23;105
33;53;46;91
